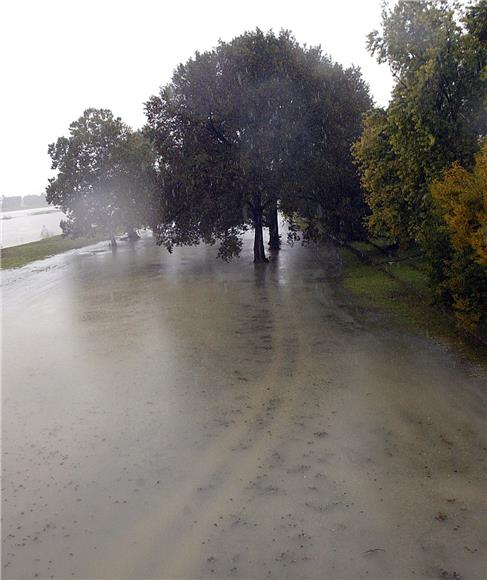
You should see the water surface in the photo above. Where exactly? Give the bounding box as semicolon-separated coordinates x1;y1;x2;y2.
1;208;64;248
2;232;486;578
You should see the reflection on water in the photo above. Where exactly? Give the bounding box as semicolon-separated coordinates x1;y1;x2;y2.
0;207;64;248
2;228;486;579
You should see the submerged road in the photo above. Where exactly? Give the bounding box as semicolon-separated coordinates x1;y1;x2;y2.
2;232;486;579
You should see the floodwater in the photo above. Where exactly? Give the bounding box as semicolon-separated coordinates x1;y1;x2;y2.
1;208;64;248
2;231;486;579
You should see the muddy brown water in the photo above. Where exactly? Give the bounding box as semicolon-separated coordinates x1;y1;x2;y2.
2;232;486;579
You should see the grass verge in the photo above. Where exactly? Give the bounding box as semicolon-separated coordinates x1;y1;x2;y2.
1;235;107;270
339;241;487;368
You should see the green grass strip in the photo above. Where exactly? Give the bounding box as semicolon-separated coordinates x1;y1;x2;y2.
1;235;107;270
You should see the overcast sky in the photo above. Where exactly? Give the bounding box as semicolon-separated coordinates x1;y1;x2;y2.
1;0;394;197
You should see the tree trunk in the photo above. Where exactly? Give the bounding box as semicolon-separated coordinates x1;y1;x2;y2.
253;205;268;263
268;204;280;250
110;234;117;250
127;228;140;241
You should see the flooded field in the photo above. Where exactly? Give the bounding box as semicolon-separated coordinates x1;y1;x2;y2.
1;208;64;248
2;233;486;579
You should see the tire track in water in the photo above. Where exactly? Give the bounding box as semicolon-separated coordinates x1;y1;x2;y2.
95;282;298;577
156;288;313;577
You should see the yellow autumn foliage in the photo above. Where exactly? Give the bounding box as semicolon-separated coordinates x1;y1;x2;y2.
430;142;487;332
431;142;487;267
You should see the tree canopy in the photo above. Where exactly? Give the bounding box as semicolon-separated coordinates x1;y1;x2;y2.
354;0;487;246
429;141;487;330
353;0;487;330
43;15;486;333
145;29;372;262
46;108;156;244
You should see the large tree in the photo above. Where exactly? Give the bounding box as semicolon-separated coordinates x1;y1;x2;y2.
354;0;487;246
282;58;372;243
46;108;156;245
353;0;487;331
145;29;371;262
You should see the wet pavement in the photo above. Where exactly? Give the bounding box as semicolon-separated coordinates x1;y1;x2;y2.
2;231;486;579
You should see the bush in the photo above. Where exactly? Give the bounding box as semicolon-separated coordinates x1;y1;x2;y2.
429;142;487;331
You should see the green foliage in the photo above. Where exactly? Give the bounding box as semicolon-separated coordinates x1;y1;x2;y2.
46;109;157;239
353;0;487;331
352;109;408;242
354;0;487;246
339;244;487;366
145;29;371;261
280;56;372;242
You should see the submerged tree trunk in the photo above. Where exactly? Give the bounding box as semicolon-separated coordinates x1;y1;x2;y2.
253;202;268;263
110;234;117;250
268;204;280;250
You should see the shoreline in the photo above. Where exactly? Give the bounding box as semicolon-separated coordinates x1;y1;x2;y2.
0;234;108;270
337;242;487;369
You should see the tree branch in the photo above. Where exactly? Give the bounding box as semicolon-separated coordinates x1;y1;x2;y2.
207;112;232;146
